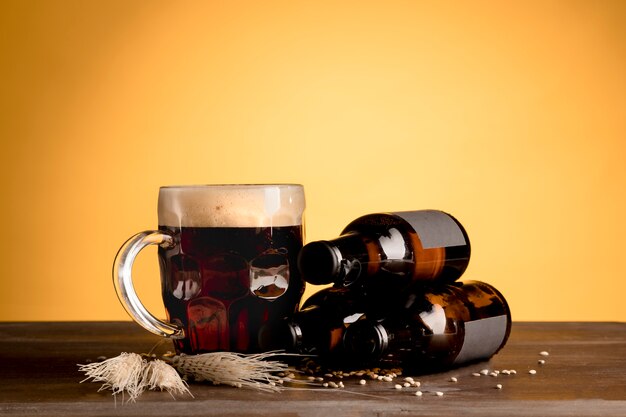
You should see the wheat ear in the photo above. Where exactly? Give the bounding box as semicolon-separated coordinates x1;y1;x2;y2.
78;352;146;402
171;351;290;392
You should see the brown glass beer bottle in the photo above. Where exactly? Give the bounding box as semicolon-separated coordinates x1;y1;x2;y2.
342;281;511;372
258;287;367;357
297;210;470;292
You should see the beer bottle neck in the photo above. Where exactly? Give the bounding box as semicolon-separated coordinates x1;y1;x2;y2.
343;321;389;361
258;319;303;351
285;305;347;355
298;232;371;285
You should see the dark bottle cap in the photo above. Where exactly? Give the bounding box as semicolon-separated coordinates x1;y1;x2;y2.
343;321;388;360
297;241;341;285
258;319;302;352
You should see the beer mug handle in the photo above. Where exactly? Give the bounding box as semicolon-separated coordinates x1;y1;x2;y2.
113;231;185;339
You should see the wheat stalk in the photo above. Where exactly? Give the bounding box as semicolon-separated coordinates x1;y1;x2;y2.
171;351;290;392
78;351;293;400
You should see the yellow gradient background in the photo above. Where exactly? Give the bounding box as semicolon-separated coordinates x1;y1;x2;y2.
1;1;624;322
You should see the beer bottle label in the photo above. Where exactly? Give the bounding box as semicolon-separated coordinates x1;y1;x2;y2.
393;210;467;249
452;315;509;365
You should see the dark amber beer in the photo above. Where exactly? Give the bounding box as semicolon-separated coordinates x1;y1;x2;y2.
159;224;303;353
114;184;305;354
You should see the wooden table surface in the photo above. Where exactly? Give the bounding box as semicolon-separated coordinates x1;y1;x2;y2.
0;321;624;416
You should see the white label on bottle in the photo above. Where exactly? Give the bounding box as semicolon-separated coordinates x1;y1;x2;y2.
393;210;466;249
453;315;508;365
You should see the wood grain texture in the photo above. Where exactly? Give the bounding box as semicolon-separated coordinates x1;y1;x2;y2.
0;322;624;416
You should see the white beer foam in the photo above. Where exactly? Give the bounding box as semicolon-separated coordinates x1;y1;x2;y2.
158;185;305;227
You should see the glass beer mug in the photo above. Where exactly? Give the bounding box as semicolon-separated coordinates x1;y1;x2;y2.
113;184;306;354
